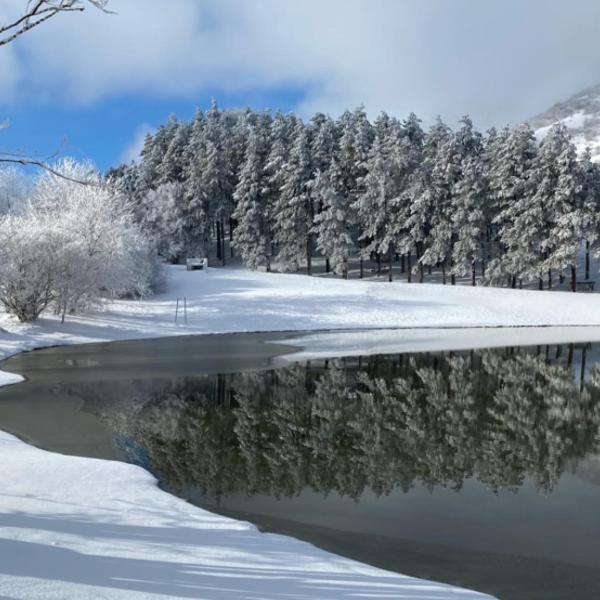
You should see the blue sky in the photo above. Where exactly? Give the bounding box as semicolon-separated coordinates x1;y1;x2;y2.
2;0;600;173
0;90;305;173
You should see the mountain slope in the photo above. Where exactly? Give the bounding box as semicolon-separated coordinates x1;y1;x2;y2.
530;83;600;161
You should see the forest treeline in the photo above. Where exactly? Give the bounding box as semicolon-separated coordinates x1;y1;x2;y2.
110;101;600;289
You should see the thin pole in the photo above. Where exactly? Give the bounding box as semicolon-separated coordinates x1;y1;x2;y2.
175;298;179;323
184;297;188;324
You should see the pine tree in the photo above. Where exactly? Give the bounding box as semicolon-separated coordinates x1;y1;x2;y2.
417;118;453;283
533;124;581;290
314;163;354;278
486;124;538;287
232;119;272;270
275;121;314;273
178;110;208;257
336;107;374;278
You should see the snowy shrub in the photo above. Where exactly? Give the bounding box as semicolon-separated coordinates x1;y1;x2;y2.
0;214;62;321
0;159;162;322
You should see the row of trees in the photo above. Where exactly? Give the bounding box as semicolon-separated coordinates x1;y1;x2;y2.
111;102;600;289
87;347;600;500
0;160;162;322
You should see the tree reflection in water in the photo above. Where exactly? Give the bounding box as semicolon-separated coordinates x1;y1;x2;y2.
86;345;600;502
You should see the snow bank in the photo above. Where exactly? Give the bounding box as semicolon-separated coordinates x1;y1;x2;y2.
0;430;493;599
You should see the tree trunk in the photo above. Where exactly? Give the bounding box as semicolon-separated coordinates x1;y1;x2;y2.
388;245;393;282
571;264;576;292
229;216;234;258
419;263;424;283
377;253;381;275
401;254;405;273
442;262;446;285
266;255;271;273
359;240;364;279
471;264;476;286
216;221;222;260
586;240;590;280
511;275;516;289
343;257;348;280
306;235;312;276
548;269;552;289
325;257;330;273
407;252;412;283
221;217;226;266
538;276;543;291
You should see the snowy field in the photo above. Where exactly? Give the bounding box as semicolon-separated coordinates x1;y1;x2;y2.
5;265;600;599
3;265;600;381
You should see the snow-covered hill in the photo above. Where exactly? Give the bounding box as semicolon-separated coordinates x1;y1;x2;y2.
530;83;600;161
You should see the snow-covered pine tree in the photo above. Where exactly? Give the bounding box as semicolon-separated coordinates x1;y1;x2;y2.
263;111;293;224
222;109;254;257
202;99;230;264
577;149;600;279
274;120;315;273
485;124;538;287
533;124;581;290
451;154;487;285
392;113;425;281
355;113;403;281
416;118;453;283
232;116;273;270
139;114;179;190
181;109;209;258
308;113;339;272
449;117;485;285
335;107;374;278
158;120;190;185
313;162;354;278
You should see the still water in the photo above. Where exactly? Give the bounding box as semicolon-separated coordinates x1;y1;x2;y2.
0;334;599;600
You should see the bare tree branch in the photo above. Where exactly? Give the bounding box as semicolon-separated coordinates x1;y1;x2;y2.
0;155;100;186
0;1;111;47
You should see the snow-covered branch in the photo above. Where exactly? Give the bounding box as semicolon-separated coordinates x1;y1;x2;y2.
0;0;111;47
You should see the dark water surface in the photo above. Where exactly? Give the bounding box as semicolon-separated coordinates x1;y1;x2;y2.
1;333;600;600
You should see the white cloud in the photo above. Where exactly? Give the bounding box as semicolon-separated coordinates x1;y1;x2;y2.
120;123;154;164
3;0;600;126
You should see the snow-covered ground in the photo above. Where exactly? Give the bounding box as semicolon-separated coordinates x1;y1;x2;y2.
3;265;600;376
5;265;600;599
0;429;493;600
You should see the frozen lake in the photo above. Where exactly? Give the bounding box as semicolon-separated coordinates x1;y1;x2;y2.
0;332;599;600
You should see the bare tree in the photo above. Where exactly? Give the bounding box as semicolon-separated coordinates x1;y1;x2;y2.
0;1;110;47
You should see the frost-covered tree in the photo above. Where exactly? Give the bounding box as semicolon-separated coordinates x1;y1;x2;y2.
0;166;29;214
140;182;186;262
313;163;354;278
275;121;314;273
356;115;405;281
532;124;582;290
232;117;273;270
417;118;454;283
159;121;190;185
486;125;538;287
0;159;160;322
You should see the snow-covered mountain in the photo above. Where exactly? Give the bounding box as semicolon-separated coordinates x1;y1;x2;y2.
530;84;600;161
